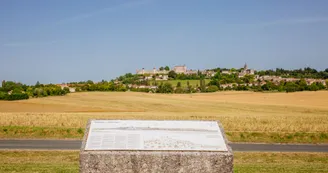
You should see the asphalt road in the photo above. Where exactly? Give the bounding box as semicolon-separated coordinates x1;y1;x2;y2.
0;140;327;152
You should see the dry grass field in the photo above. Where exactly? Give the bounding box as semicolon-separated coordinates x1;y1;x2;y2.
1;91;328;143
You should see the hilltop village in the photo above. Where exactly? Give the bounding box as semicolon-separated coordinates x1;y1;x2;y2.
131;64;326;91
55;64;327;94
1;64;327;101
136;64;254;81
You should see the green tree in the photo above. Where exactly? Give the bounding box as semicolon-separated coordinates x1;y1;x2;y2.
33;88;43;97
298;79;308;91
316;82;325;90
285;82;300;93
152;81;158;86
26;87;33;97
168;71;177;79
242;75;255;84
186;81;192;93
116;84;127;91
164;66;170;71
42;88;49;96
35;81;40;87
174;87;184;93
176;73;187;80
157;83;173;93
177;82;181;88
159;67;164;71
12;88;22;94
309;83;319;91
236;84;248;91
75;87;81;92
2;81;20;92
200;78;206;92
213;72;221;79
86;80;94;85
0;91;7;100
276;81;285;92
261;84;269;91
5;93;29;100
81;85;88;91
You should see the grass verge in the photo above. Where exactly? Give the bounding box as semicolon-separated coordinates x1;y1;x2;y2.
234;152;328;173
0;126;84;139
0;151;327;173
1;126;328;143
0;151;78;173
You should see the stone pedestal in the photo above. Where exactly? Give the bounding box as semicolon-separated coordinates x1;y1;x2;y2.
80;120;233;173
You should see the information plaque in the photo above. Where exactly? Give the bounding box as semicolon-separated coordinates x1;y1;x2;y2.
85;120;228;151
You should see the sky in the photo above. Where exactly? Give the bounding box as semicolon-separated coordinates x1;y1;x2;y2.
1;0;328;84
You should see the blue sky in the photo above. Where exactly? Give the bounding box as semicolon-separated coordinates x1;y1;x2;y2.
1;0;328;84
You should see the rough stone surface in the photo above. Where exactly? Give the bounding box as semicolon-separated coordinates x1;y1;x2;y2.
80;120;233;173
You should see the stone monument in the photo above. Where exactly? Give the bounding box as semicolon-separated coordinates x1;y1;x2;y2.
80;120;233;173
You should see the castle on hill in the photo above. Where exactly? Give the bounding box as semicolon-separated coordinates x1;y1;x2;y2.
136;64;256;81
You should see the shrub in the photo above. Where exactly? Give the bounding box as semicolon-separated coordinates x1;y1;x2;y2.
174;87;184;93
138;88;150;93
0;92;7;100
157;83;173;93
63;87;70;93
236;85;248;91
5;93;29;100
77;128;84;134
285;82;300;93
206;85;219;92
12;88;23;94
309;83;319;91
316;82;326;90
176;82;181;87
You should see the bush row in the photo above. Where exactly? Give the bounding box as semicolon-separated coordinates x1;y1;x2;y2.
0;92;29;100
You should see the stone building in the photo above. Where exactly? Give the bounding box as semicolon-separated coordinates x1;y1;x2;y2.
136;68;169;75
198;70;215;77
56;84;76;92
137;65;192;75
238;63;255;77
173;65;187;74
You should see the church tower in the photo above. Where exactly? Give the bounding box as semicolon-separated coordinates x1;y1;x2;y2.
244;63;248;70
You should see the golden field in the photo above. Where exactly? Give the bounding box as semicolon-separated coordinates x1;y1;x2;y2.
0;91;328;142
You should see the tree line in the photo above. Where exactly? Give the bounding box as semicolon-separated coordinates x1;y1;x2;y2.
0;81;69;101
208;71;328;93
68;80;127;92
209;73;255;85
216;80;327;93
256;67;328;79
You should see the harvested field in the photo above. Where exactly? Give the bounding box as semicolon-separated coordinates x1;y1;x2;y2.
0;91;328;143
